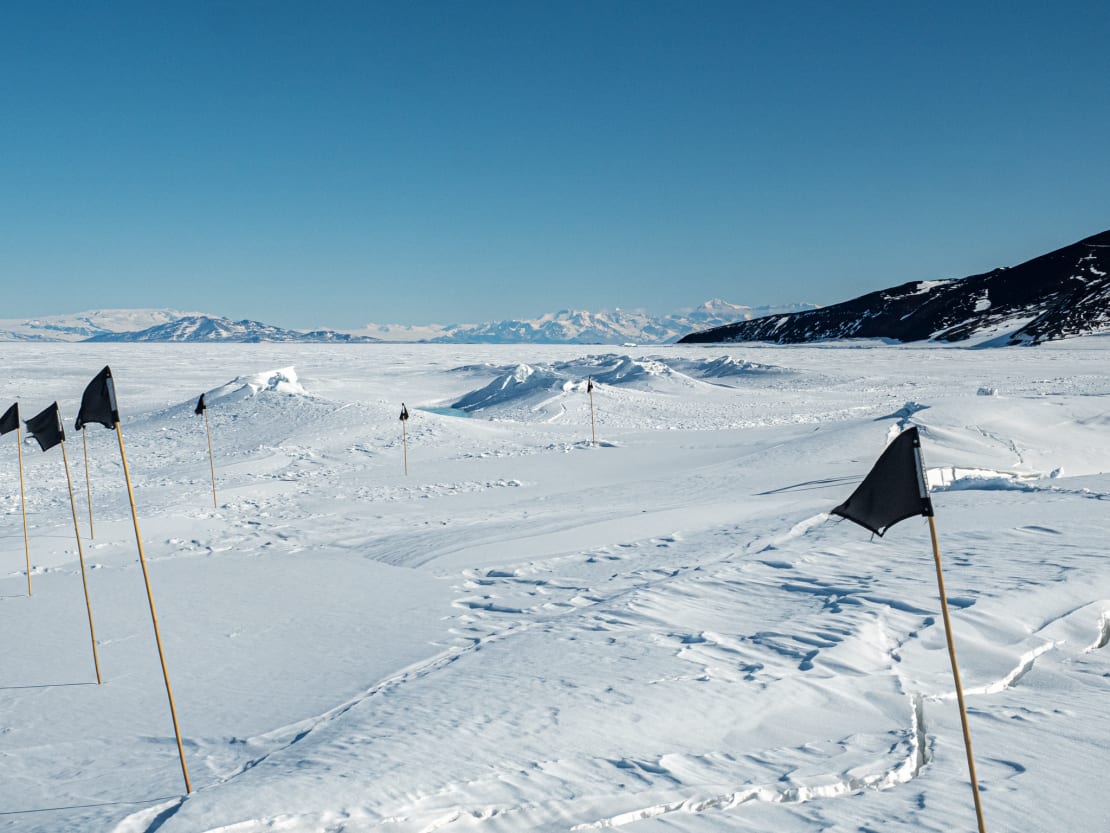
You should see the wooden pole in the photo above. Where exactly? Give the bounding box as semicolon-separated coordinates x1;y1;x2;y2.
61;440;102;685
82;427;94;539
115;422;192;794
17;423;31;596
203;408;217;508
402;418;408;477
928;515;987;833
589;386;597;447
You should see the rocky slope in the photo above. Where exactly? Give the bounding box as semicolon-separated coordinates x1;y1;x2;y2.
680;231;1110;346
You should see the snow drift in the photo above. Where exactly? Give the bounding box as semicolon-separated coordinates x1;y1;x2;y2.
449;354;784;417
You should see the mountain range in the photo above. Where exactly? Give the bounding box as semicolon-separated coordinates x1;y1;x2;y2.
680;230;1110;346
83;315;379;344
0;300;816;345
8;230;1106;347
427;300;816;344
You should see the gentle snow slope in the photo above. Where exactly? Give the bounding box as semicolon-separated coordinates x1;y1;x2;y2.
0;340;1107;833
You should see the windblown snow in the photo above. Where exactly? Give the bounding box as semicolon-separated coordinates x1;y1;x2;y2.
206;366;309;401
0;340;1107;833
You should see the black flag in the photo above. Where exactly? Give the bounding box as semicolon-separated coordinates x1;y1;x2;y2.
194;393;207;415
25;402;65;452
400;403;409;421
832;426;933;537
587;377;594;393
0;403;18;435
75;366;120;431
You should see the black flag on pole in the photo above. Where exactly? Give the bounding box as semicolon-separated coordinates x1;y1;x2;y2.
587;377;594;393
0;403;18;435
25;403;65;452
75;366;120;431
400;403;409;421
194;393;207;415
831;426;933;537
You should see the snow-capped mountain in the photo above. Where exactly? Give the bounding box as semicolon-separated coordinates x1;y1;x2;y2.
0;308;197;342
680;230;1110;347
0;301;816;345
84;315;380;343
424;300;818;344
679;299;820;330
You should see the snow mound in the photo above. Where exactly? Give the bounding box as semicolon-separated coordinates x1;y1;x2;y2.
447;354;786;416
589;354;782;387
688;355;776;379
207;366;308;404
451;364;563;412
446;356;676;415
591;355;674;386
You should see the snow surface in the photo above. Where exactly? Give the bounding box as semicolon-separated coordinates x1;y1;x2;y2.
1;340;1108;832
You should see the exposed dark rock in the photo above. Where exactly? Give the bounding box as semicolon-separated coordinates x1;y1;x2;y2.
680;231;1110;346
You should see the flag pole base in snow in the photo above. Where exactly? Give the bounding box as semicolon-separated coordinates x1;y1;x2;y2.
61;440;102;685
115;422;193;794
929;515;987;833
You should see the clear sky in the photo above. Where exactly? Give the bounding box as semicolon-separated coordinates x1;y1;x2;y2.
2;1;1108;329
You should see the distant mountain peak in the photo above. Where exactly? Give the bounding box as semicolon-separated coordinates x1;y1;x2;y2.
83;314;380;344
422;300;818;344
0;308;197;342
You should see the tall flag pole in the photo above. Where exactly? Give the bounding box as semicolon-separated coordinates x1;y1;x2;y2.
832;426;987;833
195;394;217;507
25;403;102;684
399;403;409;476
77;367;192;794
2;403;31;596
587;377;596;446
82;425;94;539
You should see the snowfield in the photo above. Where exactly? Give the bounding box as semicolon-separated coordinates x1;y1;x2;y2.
1;340;1108;832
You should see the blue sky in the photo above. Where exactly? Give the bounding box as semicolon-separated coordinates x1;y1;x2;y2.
2;1;1108;329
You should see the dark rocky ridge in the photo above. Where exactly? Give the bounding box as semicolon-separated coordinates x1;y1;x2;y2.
680;230;1110;346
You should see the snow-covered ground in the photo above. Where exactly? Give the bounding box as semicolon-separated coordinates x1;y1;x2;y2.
1;339;1107;832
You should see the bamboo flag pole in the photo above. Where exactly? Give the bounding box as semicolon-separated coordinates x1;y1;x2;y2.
400;403;409;477
61;438;102;685
82;427;94;539
831;426;987;833
929;515;988;833
195;393;216;508
587;377;596;446
203;408;217;508
77;367;191;794
16;421;31;597
194;395;215;506
2;403;31;595
24;402;101;683
116;421;192;793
